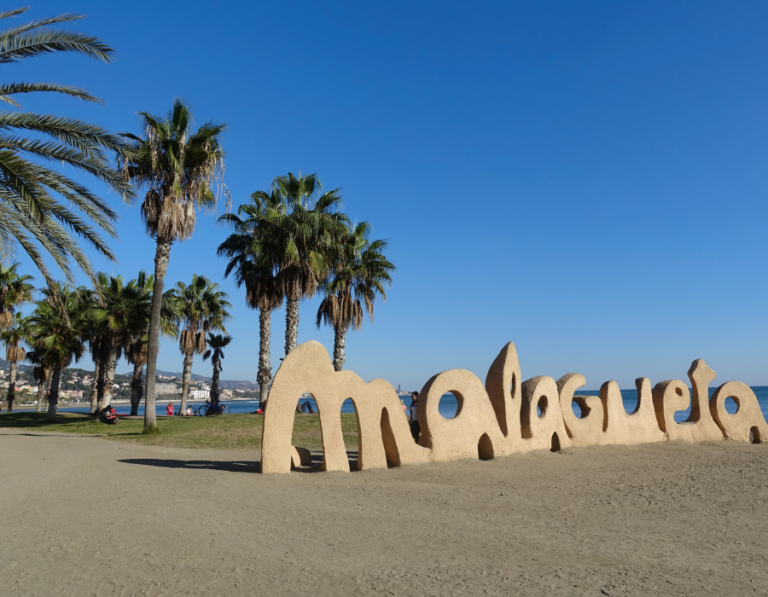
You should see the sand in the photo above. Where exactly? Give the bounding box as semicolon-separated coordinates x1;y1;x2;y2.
1;430;767;596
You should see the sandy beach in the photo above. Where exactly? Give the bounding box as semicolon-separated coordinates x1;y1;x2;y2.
1;430;766;596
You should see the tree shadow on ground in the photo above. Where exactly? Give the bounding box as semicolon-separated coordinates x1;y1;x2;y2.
119;458;261;473
0;412;93;428
0;432;98;438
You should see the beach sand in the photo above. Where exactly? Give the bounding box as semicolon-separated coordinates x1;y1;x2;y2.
1;430;766;596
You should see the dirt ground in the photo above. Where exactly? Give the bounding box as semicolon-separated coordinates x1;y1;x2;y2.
1;430;767;596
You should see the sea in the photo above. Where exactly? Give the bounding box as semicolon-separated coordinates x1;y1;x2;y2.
60;386;768;422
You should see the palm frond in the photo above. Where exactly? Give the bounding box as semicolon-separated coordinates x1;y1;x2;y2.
0;27;114;65
0;82;103;108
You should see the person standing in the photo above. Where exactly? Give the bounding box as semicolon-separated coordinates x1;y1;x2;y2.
409;391;420;442
166;402;174;417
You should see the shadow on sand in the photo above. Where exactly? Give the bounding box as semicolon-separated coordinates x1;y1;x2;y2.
119;458;262;473
119;450;360;474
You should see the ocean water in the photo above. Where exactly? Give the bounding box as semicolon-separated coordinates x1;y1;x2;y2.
60;386;768;421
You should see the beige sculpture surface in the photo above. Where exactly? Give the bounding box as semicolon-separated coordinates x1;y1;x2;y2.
261;341;429;474
557;373;602;447
599;378;667;445
260;340;766;474
520;376;573;452
418;368;508;461
652;360;724;443
709;381;768;443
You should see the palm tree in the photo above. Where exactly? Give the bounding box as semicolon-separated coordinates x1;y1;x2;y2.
90;273;145;412
26;349;51;413
270;172;348;356
316;222;394;371
0;262;34;411
28;284;86;421
0;262;34;329
122;271;152;416
76;289;103;413
125;274;178;416
0;7;133;286
218;190;283;406
202;333;231;408
168;275;230;416
119;100;226;433
1;312;30;411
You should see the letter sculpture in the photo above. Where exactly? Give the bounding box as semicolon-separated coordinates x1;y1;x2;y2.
260;340;766;474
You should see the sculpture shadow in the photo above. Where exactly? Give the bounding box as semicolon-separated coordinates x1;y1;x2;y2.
290;450;360;473
119;458;261;473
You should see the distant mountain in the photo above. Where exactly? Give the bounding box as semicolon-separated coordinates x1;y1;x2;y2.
120;369;259;391
0;358;32;372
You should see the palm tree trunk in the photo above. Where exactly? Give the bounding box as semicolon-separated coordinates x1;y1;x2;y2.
99;347;118;410
96;353;107;410
35;378;45;412
257;308;272;407
130;363;144;416
46;366;62;422
88;353;100;413
210;355;220;408
6;360;17;413
333;325;347;372
144;237;172;432
285;296;299;356
179;351;193;415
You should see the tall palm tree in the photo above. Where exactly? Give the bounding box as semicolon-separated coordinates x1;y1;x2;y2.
119;100;226;432
90;273;145;411
316;222;394;371
0;7;133;286
26;349;51;413
1;312;30;411
0;262;34;329
270;172;348;356
168;275;230;416
28;284;86;421
125;273;178;415
76;288;103;413
202;333;231;408
0;262;33;411
218;190;283;406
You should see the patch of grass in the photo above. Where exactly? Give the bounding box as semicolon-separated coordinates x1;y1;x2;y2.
0;411;360;451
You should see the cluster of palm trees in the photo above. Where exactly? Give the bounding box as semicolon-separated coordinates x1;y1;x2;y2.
0;8;395;431
0;263;233;421
218;172;395;406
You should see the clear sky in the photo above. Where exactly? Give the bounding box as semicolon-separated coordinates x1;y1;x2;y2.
11;0;768;389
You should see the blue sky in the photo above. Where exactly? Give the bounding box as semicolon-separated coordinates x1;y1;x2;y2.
11;0;768;389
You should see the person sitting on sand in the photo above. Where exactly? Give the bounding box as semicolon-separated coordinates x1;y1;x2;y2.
166;403;174;417
409;391;420;442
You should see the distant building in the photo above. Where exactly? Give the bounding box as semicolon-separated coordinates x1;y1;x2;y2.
191;389;210;400
156;383;179;395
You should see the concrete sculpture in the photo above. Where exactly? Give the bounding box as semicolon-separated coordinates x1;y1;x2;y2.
260;340;766;474
261;341;429;474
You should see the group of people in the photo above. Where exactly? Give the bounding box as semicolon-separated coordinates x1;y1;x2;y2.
165;403;193;416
